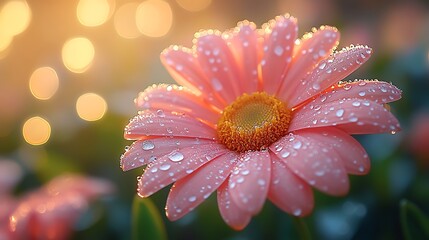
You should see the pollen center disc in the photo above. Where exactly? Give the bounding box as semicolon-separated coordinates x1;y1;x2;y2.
217;92;291;152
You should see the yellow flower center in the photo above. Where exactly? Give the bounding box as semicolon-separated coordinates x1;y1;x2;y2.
217;92;291;152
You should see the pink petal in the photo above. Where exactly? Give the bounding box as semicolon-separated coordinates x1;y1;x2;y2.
161;46;225;109
121;137;214;171
268;154;314;216
217;182;252;230
270;132;349;196
277;26;340;104
260;15;298;95
313;80;402;106
165;152;238;221
295;127;370;175
124;110;216;140
289;98;401;134
138;143;229;197
228;21;261;94
135;84;220;126
196;33;241;103
289;45;373;107
228;151;271;214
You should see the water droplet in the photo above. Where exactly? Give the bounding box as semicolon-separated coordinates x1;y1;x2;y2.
358;91;366;96
312;82;321;90
336;109;344;117
156;109;165;117
236;176;244;183
211;78;223;91
293;141;302;150
318;49;326;57
159;164;171;171
142;140;155;150
293;208;302;216
343;84;352;90
315;169;325;176
352;101;361;107
241;169;250;175
166;127;173;134
318;62;326;69
274;45;284;56
281;151;290;158
358;166;365;172
150;167;158;173
188;196;197;202
168;151;184;162
257;179;266;186
349;116;358;122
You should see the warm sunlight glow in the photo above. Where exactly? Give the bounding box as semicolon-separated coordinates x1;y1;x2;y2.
0;33;12;54
114;2;141;39
136;0;172;38
0;0;32;37
22;116;51;145
176;0;211;12
77;0;114;27
76;93;107;121
62;37;95;73
29;67;59;100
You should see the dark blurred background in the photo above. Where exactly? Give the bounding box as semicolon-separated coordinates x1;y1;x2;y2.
1;0;428;239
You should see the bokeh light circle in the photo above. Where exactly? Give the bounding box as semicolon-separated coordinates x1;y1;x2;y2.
175;0;211;12
22;116;51;145
61;37;95;73
113;2;141;39
76;93;107;121
29;67;59;100
0;0;32;37
77;0;114;27
136;0;173;38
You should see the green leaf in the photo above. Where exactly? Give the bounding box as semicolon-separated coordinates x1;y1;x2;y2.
400;199;429;240
132;196;168;240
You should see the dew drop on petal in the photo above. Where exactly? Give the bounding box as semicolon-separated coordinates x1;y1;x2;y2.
257;179;266;186
281;151;290;158
293;141;302;150
293;208;302;216
343;84;352;90
274;45;284;56
211;78;223;91
156;109;165;117
159;164;171;171
312;82;321;90
168;151;184;162
358;91;366;97
188;196;197;202
352;101;361;107
318;62;326;70
142;140;155;150
336;109;344;117
349;116;358;122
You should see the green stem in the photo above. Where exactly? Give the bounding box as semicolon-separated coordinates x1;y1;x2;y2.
400;199;429;240
292;217;312;240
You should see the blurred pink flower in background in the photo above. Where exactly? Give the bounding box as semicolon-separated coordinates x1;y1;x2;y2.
0;160;22;240
8;174;114;240
121;14;401;230
408;112;429;169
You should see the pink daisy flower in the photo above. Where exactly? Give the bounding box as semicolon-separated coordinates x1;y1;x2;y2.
9;175;114;239
121;14;401;230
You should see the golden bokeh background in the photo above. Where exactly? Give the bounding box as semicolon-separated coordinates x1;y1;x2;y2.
1;0;429;239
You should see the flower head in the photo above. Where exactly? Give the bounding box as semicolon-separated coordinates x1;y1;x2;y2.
8;175;114;239
121;14;401;230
